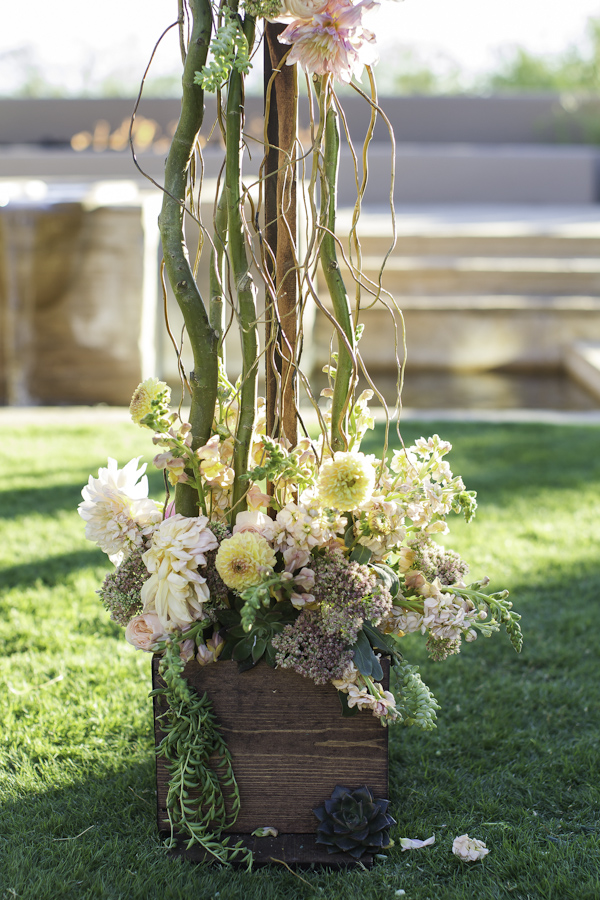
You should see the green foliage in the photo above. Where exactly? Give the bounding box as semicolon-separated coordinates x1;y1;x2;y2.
481;19;600;93
194;15;251;93
153;660;251;868
244;0;281;18
351;629;384;681
218;597;297;668
391;661;440;730
242;436;314;498
2;419;600;897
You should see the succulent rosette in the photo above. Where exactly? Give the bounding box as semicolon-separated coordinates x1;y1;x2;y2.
314;785;396;858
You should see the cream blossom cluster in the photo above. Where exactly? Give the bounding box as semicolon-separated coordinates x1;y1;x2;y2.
381;573;480;660
332;661;399;724
141;514;218;631
261;499;346;553
78;457;162;563
278;0;380;84
354;496;406;559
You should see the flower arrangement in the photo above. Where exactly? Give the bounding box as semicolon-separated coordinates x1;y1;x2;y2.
79;0;522;867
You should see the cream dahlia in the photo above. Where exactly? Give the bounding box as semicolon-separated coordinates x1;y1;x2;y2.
78;457;162;561
215;530;276;592
316;451;375;511
141;514;218;631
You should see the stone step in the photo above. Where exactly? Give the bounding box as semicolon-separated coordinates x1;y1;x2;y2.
334;256;600;296
312;296;600;371
335;233;600;259
334;206;600;257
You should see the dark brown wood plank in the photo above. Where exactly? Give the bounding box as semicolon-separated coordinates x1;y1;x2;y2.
166;832;375;868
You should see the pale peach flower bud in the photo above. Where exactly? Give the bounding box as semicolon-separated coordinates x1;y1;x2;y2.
179;638;195;662
294;566;315;592
290;592;317;609
196;643;214;666
233;511;270;535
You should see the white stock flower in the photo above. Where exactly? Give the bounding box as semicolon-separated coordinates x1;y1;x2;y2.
422;592;478;642
141;514;218;631
262;500;345;553
78;457;162;562
452;834;489;861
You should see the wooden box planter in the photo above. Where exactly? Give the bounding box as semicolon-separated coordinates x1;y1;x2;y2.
152;658;390;867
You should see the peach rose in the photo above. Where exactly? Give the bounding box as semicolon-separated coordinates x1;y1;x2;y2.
125;613;166;652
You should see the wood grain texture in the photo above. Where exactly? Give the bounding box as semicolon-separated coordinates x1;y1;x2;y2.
153;657;389;854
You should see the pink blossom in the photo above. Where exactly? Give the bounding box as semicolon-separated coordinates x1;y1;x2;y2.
283;547;312;572
278;0;379;83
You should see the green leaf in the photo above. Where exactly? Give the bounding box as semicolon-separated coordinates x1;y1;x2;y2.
371;563;400;599
344;522;355;548
264;642;277;667
338;690;359;717
363;620;398;658
215;609;240;628
251;637;267;662
350;629;384;681
232;636;254;661
350;545;372;564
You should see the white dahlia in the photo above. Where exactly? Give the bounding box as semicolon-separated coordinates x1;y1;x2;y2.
141;514;218;631
78;457;162;562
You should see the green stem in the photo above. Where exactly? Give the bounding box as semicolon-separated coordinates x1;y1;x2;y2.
210;180;228;361
319;84;356;453
228;13;257;519
158;0;219;517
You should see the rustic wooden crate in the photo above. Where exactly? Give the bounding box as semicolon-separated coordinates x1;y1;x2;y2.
152;657;390;867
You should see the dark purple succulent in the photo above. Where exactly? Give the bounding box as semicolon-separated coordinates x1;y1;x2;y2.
314;785;396;858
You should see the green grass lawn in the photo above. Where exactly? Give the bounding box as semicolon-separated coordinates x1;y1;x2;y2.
1;419;599;900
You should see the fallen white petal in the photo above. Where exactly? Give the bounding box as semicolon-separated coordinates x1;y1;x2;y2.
400;834;435;851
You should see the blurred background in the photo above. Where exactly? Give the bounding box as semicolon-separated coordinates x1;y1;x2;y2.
3;0;600;412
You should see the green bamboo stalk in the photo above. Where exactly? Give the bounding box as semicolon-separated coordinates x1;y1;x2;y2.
158;0;218;517
319;93;356;453
227;13;258;517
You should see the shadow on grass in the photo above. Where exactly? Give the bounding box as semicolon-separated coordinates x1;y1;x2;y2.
0;758;164;896
0;473;165;521
0;482;88;520
0;548;106;589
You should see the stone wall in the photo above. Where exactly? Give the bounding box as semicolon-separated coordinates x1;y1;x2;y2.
0;203;155;405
